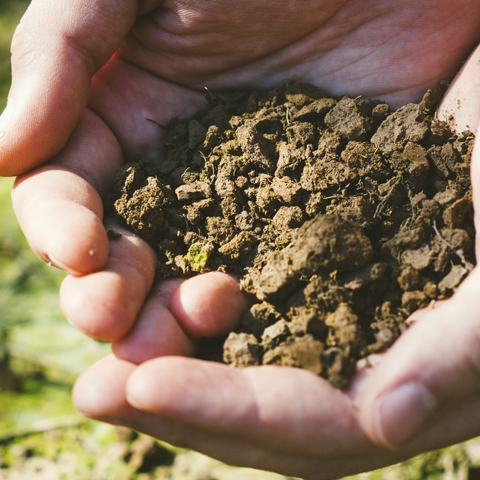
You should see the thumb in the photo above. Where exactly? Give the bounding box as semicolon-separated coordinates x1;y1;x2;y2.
0;0;138;176
359;267;480;448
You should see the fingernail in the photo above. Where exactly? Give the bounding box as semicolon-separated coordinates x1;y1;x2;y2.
76;411;127;427
373;381;437;448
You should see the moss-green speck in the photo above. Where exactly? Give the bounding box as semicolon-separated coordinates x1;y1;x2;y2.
183;244;209;271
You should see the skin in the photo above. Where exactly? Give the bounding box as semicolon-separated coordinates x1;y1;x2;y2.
3;0;480;478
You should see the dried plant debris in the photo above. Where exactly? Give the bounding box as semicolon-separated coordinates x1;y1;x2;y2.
108;79;475;388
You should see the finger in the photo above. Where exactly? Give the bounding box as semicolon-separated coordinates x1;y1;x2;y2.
0;0;138;175
359;267;480;448
113;271;251;363
60;219;156;341
112;278;198;363
351;354;480;455
125;356;380;458
401;390;480;454
73;354;138;420
12;109;121;275
438;43;480;135
170;272;253;338
74;355;402;480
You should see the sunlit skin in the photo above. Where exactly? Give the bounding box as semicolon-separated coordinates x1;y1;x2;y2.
3;0;480;478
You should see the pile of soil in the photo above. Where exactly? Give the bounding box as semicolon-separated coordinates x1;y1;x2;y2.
108;79;475;388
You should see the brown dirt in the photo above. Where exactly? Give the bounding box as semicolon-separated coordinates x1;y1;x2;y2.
107;79;475;388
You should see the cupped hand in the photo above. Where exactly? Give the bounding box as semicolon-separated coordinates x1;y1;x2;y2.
6;0;480;477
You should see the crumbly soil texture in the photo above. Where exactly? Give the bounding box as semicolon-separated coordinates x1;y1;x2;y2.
108;79;475;388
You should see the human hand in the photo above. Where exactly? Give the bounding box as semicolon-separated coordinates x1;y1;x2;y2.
74;91;480;479
73;272;480;480
8;0;480;346
7;0;480;477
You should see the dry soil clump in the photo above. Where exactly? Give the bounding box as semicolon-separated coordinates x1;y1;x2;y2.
109;80;475;388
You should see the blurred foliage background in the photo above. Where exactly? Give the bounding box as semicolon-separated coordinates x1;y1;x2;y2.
0;1;480;479
0;0;111;427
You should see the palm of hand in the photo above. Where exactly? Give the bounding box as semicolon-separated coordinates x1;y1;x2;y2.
10;1;480;478
91;0;480;152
